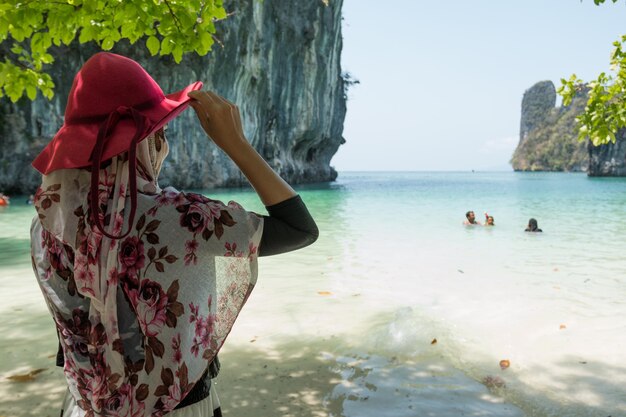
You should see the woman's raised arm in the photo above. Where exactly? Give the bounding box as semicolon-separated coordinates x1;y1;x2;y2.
187;90;296;206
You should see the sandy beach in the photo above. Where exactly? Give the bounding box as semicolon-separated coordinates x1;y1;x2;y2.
0;257;525;417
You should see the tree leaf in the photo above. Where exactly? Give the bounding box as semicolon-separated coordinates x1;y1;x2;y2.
172;45;183;63
26;85;36;100
146;36;160;55
101;37;114;50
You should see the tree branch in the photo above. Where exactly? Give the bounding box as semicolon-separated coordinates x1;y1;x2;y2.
163;0;182;32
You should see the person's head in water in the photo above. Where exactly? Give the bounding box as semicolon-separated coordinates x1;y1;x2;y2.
484;214;495;226
465;211;477;224
525;218;542;232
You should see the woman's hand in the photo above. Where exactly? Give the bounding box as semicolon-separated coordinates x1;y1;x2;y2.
187;90;246;153
187;90;296;206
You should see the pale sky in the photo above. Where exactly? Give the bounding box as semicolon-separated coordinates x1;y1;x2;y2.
332;0;626;171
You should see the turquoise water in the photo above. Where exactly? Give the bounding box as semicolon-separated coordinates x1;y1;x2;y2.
1;172;625;416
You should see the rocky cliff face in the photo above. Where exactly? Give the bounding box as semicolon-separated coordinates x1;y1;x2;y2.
588;131;626;176
511;80;588;172
0;0;346;194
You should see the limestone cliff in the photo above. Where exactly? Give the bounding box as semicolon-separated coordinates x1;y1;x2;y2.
0;0;346;194
511;81;588;172
588;131;626;176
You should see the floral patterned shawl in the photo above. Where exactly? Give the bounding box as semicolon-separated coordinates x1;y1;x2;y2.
30;132;263;416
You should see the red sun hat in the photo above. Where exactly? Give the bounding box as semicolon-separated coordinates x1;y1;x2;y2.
32;52;203;240
32;52;203;174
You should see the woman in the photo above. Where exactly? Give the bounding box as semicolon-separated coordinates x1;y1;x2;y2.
484;213;495;226
30;53;318;416
525;218;542;232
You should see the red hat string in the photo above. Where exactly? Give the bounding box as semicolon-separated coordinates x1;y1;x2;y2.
89;106;146;240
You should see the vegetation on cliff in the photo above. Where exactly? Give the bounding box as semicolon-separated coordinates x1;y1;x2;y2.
511;81;589;172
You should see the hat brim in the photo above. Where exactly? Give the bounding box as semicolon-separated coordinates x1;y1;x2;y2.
32;81;203;175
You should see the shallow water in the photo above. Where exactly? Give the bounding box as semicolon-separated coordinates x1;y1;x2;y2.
1;171;625;416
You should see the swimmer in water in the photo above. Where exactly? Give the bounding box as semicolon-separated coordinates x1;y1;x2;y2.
463;210;481;225
525;218;542;232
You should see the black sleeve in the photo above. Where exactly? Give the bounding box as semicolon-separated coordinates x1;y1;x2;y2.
56;341;64;367
259;195;319;257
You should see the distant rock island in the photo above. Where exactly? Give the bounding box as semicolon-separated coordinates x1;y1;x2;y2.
511;80;626;176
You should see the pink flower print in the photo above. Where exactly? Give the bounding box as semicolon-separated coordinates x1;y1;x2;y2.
113;213;125;234
42;230;68;271
172;334;182;363
85;364;109;401
107;269;119;286
42;266;53;282
74;260;95;290
188;302;200;324
33;186;44;204
183;252;197;266
204;203;223;230
97;169;115;207
184;239;198;266
149;189;180;215
189;298;216;357
224;242;243;257
177;194;222;234
180;204;207;234
84;230;103;265
57;308;91;356
159;189;181;204
118;236;145;276
104;383;146;417
228;200;244;210
161;382;183;411
128;279;168;337
190;311;216;356
185;239;199;252
248;242;258;259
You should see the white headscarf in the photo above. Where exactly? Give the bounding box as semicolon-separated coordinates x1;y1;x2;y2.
31;130;263;416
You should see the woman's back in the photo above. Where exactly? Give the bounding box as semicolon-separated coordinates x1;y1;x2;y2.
31;187;263;414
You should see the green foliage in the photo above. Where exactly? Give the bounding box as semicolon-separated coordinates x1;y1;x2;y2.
557;1;626;146
0;0;227;102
